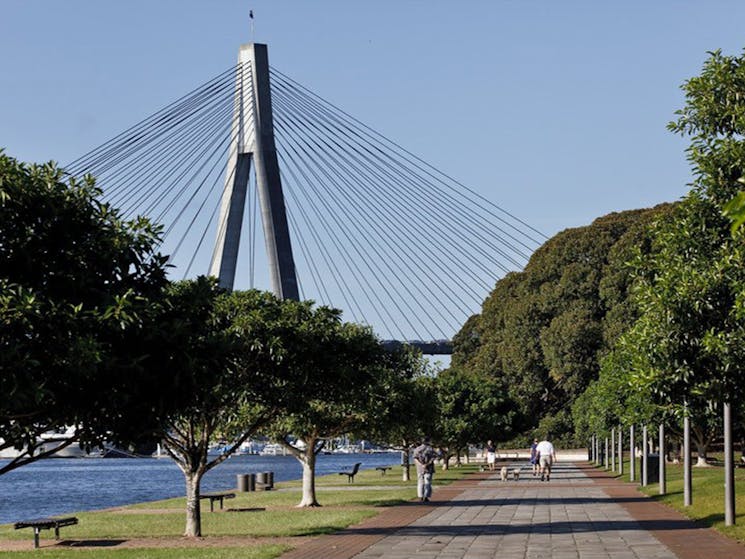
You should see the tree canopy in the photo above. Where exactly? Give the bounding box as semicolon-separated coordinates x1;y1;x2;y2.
0;152;171;473
452;205;670;444
265;313;418;507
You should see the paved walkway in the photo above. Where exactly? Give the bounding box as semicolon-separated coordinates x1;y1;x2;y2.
281;462;745;559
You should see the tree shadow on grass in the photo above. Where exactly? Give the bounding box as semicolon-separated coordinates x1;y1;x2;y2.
61;539;127;547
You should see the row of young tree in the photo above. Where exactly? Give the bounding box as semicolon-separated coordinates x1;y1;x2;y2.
571;49;745;525
0;151;515;536
0;152;414;535
452;47;745;482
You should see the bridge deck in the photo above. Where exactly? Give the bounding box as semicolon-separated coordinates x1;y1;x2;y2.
382;340;452;355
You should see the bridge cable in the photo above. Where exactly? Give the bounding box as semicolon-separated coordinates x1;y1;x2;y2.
270;67;548;244
270;72;533;267
272;100;472;328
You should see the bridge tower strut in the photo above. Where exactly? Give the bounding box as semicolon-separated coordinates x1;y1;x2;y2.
211;43;299;300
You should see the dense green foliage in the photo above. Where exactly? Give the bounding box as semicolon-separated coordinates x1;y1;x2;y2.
452;206;670;445
622;49;745;406
359;361;437;481
432;367;515;463
582;49;745;465
0;152;170;473
265;318;420;506
572;49;745;455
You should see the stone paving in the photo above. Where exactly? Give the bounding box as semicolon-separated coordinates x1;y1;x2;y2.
281;461;745;559
353;463;675;559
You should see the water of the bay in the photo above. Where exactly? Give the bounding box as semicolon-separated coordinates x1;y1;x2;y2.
0;453;400;524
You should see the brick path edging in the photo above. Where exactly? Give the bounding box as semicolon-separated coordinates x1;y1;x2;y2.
282;464;745;559
578;462;745;559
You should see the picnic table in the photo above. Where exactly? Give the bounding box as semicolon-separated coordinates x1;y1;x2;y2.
375;466;392;475
14;516;78;548
200;491;236;512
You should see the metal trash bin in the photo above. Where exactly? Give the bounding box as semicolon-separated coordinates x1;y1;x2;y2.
646;454;659;484
256;472;267;486
256;471;272;490
237;474;249;492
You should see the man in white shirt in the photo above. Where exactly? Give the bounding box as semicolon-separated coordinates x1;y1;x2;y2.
536;438;556;481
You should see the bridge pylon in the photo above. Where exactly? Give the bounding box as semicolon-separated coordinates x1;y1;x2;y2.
210;43;299;300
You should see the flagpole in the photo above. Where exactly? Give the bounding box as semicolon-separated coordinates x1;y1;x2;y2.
250;10;255;42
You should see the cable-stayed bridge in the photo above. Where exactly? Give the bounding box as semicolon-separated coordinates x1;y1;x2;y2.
64;43;545;354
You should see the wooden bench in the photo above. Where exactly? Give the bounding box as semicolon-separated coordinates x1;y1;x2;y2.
338;462;362;483
200;492;236;512
375;466;392;475
14;516;78;548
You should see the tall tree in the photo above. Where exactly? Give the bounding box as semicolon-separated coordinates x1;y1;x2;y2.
0;153;169;474
364;365;439;482
155;283;324;537
623;49;745;421
266;315;414;507
452;207;668;444
433;368;515;468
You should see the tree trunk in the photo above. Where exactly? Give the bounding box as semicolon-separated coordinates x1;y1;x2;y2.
440;450;451;471
297;442;320;507
692;427;712;467
401;445;411;482
184;470;204;537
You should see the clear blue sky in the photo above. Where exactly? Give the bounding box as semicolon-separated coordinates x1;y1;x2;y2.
5;1;745;236
3;1;745;352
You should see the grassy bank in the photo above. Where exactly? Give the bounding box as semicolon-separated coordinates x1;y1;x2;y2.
0;464;475;558
597;456;745;542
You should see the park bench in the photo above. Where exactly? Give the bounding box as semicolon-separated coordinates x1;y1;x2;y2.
200;491;236;512
375;466;392;475
14;516;78;548
338;462;362;483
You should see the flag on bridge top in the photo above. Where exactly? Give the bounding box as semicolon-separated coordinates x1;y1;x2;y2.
249;10;254;19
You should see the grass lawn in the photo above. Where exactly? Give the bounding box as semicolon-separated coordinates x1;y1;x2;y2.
0;464;476;558
597;455;745;542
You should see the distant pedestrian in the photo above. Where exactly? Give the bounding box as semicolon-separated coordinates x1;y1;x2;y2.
529;438;539;477
486;440;497;471
413;437;437;502
536;437;557;481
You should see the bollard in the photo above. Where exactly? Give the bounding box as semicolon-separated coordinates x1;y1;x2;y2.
237;474;249;492
247;473;256;492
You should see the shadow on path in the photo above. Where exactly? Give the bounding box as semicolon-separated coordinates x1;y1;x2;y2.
321;518;701;539
442;495;652;507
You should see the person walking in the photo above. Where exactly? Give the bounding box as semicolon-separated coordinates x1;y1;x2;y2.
486;440;497;471
536;437;557;481
413;437;437;502
529;438;539;477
